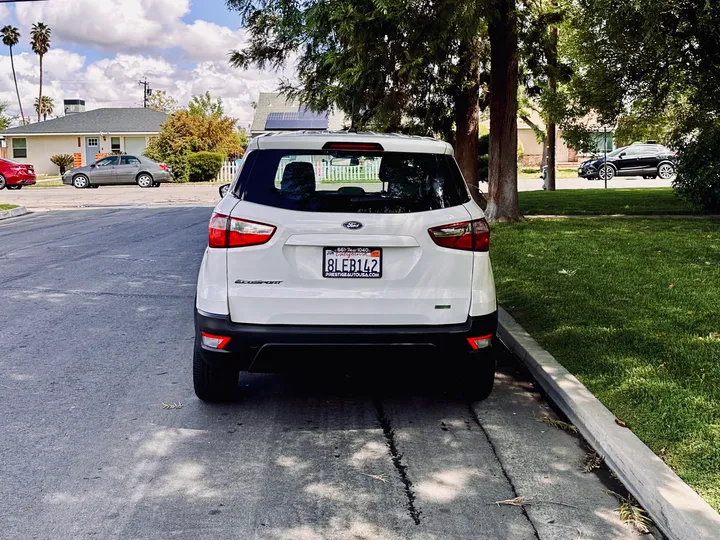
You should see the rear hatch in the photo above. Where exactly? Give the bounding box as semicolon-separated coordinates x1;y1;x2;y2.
224;145;481;326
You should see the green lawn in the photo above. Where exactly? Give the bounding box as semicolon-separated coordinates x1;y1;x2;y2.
519;167;579;180
519;188;702;215
491;217;720;510
0;204;19;211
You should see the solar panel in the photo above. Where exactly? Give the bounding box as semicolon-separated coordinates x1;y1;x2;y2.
265;110;329;130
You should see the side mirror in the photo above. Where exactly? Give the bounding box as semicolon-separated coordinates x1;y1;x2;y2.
219;184;230;198
90;163;96;168
619;152;626;158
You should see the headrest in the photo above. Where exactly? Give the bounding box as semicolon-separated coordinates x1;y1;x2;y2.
281;162;316;198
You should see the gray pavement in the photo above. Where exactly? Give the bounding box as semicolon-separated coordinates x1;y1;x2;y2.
0;175;673;212
0;209;646;539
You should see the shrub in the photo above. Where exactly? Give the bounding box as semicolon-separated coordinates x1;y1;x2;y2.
50;154;74;174
673;125;720;213
188;151;225;183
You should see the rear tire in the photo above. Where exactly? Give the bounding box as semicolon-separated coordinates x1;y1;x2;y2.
460;350;496;401
0;174;6;190
7;185;22;190
193;341;240;402
658;162;675;180
137;173;154;188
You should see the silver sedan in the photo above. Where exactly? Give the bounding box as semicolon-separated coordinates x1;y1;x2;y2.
62;155;173;189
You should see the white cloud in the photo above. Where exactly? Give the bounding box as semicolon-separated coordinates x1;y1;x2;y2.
2;0;297;128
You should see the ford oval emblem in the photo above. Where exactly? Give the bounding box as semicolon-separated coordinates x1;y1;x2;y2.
342;221;364;230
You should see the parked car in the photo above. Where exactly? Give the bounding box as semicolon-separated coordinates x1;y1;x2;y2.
193;132;498;402
0;158;36;190
578;144;677;181
62;155;172;188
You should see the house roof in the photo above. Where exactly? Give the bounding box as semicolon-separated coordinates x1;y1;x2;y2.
1;108;168;136
250;92;345;134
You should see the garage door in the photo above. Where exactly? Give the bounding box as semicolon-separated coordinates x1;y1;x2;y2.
124;137;147;156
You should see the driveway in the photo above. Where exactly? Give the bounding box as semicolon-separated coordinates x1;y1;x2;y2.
0;176;673;212
0;209;647;539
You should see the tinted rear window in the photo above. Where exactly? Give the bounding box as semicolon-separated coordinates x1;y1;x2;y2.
238;150;470;213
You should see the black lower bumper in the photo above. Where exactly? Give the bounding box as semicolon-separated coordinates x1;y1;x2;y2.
195;309;498;370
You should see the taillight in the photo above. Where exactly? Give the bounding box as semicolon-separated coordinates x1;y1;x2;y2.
208;213;276;248
159;163;169;171
428;218;490;252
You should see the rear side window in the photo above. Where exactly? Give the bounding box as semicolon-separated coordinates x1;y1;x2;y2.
240;150;470;213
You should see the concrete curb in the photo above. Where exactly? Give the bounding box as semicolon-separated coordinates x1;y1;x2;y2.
497;307;720;540
0;206;29;221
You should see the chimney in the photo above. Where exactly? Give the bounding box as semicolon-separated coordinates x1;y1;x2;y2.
64;99;86;115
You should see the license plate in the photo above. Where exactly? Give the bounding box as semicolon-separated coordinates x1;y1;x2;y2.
323;247;382;278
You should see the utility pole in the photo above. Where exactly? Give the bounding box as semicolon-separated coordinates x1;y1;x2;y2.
138;78;151;108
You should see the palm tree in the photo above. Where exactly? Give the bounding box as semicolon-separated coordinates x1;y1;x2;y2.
34;96;54;121
1;26;25;125
30;23;51;123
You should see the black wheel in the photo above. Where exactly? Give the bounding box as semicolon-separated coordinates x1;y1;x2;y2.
0;174;6;190
658;162;675;180
152;182;161;188
459;350;496;401
90;185;100;189
137;173;154;188
72;174;89;189
6;185;22;190
598;165;615;181
193;340;240;402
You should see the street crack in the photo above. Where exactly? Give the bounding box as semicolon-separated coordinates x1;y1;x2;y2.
373;399;422;525
468;405;541;540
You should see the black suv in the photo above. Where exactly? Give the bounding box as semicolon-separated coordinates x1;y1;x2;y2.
578;144;677;181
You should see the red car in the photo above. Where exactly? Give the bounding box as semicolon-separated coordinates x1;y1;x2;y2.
0;158;37;190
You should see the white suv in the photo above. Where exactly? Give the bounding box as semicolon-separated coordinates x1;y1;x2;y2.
194;133;497;401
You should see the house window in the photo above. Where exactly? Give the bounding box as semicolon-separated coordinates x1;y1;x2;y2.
87;138;99;147
12;138;27;159
111;137;121;153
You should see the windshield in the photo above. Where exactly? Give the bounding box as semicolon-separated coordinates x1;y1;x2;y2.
606;147;627;157
239;150;470;214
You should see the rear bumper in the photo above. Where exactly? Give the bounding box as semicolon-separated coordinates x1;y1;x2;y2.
7;173;36;185
195;309;498;369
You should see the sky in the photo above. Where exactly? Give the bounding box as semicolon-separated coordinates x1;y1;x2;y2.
0;0;294;127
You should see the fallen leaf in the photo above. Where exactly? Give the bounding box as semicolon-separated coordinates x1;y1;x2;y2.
615;418;628;428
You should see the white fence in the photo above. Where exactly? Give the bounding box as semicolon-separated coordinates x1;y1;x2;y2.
216;160;238;183
215;158;382;184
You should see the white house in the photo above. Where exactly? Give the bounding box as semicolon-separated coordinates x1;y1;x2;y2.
1;104;168;175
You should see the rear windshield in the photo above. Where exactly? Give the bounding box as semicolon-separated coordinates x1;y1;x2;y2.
238;150;470;213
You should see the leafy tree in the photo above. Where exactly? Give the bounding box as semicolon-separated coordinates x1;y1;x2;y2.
0;101;11;131
144;110;244;182
34;96;54;121
189;91;224;117
562;0;720;144
1;26;25;125
30;23;51;123
146;90;179;113
673;124;720;213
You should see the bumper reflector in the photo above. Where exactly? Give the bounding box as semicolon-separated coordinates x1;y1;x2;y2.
467;334;494;350
201;332;231;350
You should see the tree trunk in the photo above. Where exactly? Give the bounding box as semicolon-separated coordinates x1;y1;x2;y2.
9;47;25;125
485;0;522;221
546;22;558;191
455;35;482;204
38;55;43;122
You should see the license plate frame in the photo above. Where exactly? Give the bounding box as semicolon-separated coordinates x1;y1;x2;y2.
323;247;382;278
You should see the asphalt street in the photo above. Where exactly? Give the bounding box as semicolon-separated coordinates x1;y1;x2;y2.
0;209;646;540
0;174;674;211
